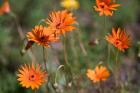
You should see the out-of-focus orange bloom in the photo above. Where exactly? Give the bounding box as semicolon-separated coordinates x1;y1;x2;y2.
86;65;110;83
45;10;76;35
0;0;10;15
26;25;59;49
106;28;131;52
17;63;47;90
94;0;120;16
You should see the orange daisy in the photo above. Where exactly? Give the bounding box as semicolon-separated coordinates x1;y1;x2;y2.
86;65;110;83
106;28;131;52
26;25;59;49
0;0;10;15
17;63;47;90
45;10;76;35
94;0;120;16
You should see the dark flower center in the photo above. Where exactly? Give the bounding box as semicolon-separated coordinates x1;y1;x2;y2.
100;5;105;9
29;74;36;81
115;39;122;46
39;36;49;43
99;2;108;10
56;23;62;29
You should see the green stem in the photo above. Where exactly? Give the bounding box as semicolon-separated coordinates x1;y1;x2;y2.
107;44;111;65
104;15;107;33
43;47;47;71
115;49;120;88
115;49;119;65
63;34;70;66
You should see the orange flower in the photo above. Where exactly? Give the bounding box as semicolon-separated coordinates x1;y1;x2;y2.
17;63;47;90
106;28;131;52
86;65;110;83
26;25;59;49
46;10;76;35
0;0;10;15
94;0;120;16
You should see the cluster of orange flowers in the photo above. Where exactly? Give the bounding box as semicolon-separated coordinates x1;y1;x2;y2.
10;0;131;90
17;10;77;90
25;10;76;50
86;0;131;83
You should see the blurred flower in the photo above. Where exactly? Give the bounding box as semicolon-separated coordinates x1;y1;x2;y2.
17;63;47;90
46;10;77;35
94;0;120;16
86;65;110;83
106;28;131;52
0;0;10;15
26;25;59;49
61;0;79;10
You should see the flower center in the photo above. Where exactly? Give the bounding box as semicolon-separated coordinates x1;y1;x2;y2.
56;23;61;29
29;74;36;81
99;2;108;10
115;39;122;46
40;36;46;40
100;4;105;9
39;36;49;43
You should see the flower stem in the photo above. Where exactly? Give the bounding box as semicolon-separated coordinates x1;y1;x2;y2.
115;49;120;87
104;15;107;33
63;34;70;66
115;49;119;65
107;44;111;65
42;47;47;71
34;90;37;93
9;12;36;62
99;82;103;93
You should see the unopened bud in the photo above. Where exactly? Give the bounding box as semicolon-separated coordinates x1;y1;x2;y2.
68;82;72;87
54;83;58;88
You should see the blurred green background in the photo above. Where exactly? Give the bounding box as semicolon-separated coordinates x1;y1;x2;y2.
0;0;140;93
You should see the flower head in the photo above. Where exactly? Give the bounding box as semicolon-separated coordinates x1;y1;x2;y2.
94;0;120;16
106;28;131;52
26;25;59;48
0;0;10;15
17;63;47;90
86;65;110;83
61;0;79;10
46;10;76;35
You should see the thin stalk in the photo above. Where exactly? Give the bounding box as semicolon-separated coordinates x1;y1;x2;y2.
34;90;37;93
104;15;107;33
9;12;36;62
63;34;70;66
104;15;110;67
99;82;103;93
115;49;119;65
42;47;47;71
114;49;120;88
107;44;111;65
